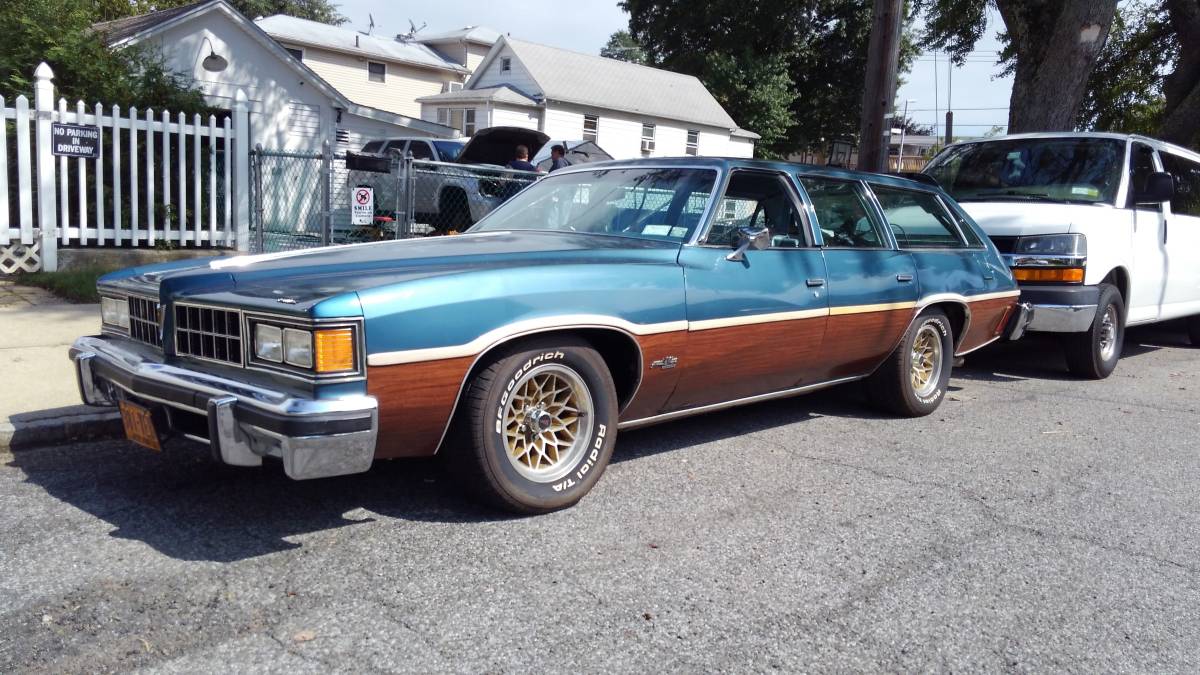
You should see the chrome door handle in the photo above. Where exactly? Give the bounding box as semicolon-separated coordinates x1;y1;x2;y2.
806;278;825;287
896;274;914;282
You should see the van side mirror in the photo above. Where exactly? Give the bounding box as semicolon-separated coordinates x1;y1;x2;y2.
1136;172;1174;204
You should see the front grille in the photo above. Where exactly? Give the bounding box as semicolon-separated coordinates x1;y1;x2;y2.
127;295;163;348
174;304;243;366
989;235;1018;254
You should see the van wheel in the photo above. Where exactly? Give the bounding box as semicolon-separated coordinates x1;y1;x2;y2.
1187;316;1200;346
1063;283;1123;379
868;309;953;417
446;337;618;514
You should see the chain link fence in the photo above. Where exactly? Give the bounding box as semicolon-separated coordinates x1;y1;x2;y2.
250;145;541;253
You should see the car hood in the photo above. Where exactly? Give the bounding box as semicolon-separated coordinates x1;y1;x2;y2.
955;201;1104;237
458;126;550;166
99;231;682;315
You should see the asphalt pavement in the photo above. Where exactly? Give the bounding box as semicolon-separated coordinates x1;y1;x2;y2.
2;323;1199;673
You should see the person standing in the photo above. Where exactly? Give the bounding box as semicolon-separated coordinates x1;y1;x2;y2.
548;144;570;172
506;145;538;172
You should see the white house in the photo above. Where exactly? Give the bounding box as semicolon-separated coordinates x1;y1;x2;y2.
417;26;501;74
417;36;759;158
94;0;455;153
254;15;473;120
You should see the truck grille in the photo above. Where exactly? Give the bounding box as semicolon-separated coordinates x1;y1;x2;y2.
174;304;244;366
127;295;163;348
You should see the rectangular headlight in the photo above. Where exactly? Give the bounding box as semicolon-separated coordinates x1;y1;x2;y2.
254;324;282;362
101;297;129;329
1014;233;1086;256
283;328;313;368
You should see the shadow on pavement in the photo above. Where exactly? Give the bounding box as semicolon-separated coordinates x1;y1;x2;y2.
7;382;870;564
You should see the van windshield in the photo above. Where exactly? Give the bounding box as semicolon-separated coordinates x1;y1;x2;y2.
924;137;1124;205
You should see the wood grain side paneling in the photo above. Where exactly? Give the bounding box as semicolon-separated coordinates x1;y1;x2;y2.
620;330;689;420
367;356;474;459
959;297;1017;354
816;308;914;380
666;317;826;410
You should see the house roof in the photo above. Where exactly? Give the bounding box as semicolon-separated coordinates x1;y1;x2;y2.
255;15;466;73
470;37;741;132
92;0;218;44
417;85;537;107
417;25;501;46
732;128;761;140
91;0;456;137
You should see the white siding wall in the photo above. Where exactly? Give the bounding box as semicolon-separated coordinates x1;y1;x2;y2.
339;112;438;151
490;105;539;129
150;13;334;152
287;45;462;118
541;104;753;159
471;45;540;95
465;44;492;74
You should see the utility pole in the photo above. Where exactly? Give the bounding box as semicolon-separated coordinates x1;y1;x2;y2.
945;62;954;144
857;0;904;173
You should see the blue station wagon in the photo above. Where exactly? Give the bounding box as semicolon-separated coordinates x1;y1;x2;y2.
71;158;1023;513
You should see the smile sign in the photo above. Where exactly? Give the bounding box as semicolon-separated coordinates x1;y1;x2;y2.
50;123;101;158
351;185;374;225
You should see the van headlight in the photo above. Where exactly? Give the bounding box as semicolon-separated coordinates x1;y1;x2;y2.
101;296;129;329
1013;233;1086;256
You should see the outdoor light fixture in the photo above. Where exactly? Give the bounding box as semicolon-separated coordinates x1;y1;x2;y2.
199;37;228;73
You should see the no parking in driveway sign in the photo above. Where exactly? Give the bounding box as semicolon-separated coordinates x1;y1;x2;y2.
351;186;374;225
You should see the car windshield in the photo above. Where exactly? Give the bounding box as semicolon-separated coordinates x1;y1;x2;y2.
924;137;1125;205
471;167;718;242
433;141;464;162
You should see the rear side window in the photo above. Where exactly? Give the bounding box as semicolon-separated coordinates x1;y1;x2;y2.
1160;152;1200;218
408;141;434;160
798;176;884;248
872;186;965;248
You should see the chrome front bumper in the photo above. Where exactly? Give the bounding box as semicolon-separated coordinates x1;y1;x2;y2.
70;335;378;480
1026;304;1098;332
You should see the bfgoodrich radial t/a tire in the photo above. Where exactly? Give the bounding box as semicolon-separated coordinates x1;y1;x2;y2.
448;337;619;514
867;309;954;417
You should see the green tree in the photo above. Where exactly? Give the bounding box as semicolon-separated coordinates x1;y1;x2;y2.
600;30;648;64
622;0;917;158
916;0;1119;133
0;0;208;112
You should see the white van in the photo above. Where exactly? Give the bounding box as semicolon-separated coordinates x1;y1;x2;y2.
924;132;1200;378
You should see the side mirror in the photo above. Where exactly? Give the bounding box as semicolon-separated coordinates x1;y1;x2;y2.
1136;171;1174;204
726;226;771;262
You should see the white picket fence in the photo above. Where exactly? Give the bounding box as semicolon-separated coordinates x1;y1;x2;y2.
1;63;250;272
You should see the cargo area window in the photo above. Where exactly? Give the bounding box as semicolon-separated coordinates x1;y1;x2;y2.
872;186;966;249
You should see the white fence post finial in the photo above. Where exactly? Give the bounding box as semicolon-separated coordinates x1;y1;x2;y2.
33;62;58;271
233;89;251;252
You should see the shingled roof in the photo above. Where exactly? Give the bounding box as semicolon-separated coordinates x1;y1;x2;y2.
473;37;741;131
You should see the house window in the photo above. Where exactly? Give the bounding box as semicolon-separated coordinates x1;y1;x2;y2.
284;46;303;61
583;114;599;142
501;57;512;72
439;108;477;135
686;130;699;156
368;62;385;83
641;123;656;156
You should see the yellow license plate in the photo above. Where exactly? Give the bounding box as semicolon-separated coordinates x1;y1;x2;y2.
119;400;162;452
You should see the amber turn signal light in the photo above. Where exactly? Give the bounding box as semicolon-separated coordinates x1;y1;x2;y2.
314;328;355;372
1012;267;1085;283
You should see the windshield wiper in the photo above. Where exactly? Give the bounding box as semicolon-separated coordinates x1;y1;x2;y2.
957;190;1101;205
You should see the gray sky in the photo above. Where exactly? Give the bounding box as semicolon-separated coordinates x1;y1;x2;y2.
334;0;1015;140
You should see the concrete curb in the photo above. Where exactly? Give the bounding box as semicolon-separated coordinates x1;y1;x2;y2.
1;405;124;453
